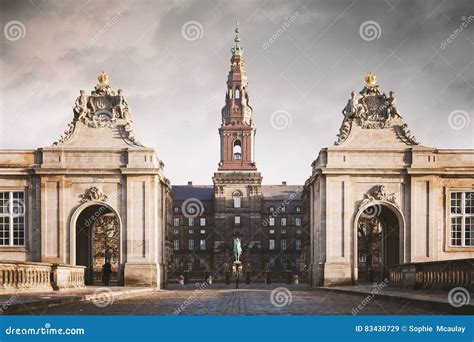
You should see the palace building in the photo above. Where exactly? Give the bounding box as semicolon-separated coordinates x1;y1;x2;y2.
0;72;172;291
169;28;308;282
0;27;472;293
304;72;474;287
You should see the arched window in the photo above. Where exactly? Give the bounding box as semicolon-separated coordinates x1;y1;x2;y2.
233;140;242;160
235;88;241;99
233;191;242;208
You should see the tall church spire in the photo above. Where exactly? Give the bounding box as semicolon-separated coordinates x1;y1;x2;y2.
218;25;257;171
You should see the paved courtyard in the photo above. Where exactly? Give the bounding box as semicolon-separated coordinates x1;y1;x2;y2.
21;284;447;315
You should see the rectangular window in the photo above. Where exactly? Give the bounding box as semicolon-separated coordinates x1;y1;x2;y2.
235;216;240;225
234;197;241;208
173;229;179;234
281;229;286;234
188;217;194;226
200;229;206;234
269;239;275;250
173;217;180;227
173;239;180;251
281;239;287;251
0;191;25;246
200;217;206;226
295;217;301;226
269;217;275;226
449;191;474;247
295;239;302;250
200;239;206;250
281;217;287;226
188;239;194;251
189;229;194;234
269;229;275;234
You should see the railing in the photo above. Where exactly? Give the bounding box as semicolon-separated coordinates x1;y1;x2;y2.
388;259;474;291
0;261;86;293
51;264;87;291
0;261;52;292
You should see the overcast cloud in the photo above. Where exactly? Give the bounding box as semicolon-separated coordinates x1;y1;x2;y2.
1;0;473;185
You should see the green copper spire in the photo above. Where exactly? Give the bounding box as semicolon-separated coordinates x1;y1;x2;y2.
231;22;243;56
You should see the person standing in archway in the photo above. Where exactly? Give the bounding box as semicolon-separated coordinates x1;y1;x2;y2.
102;260;112;286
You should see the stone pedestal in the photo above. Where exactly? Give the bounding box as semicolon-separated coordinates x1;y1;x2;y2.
124;263;159;288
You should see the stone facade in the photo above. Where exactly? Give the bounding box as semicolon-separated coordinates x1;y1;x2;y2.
170;182;306;281
168;28;308;282
0;73;171;290
304;73;474;287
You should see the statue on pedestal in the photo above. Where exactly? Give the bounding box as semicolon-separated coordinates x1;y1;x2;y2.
233;238;242;263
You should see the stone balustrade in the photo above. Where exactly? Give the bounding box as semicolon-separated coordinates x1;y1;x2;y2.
0;261;85;293
388;259;474;291
51;264;86;291
0;261;52;293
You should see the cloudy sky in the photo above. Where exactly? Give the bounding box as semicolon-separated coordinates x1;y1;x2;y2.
1;0;473;185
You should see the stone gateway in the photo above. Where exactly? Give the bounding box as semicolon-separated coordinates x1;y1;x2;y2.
0;73;171;291
304;73;474;287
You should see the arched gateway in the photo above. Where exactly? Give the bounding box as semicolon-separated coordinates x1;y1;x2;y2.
305;73;474;287
71;201;122;285
0;73;171;291
354;201;404;283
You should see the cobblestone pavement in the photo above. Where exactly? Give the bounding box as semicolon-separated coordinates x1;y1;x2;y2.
23;284;447;315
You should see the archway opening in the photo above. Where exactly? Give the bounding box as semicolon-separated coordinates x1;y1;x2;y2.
75;204;121;285
357;205;400;282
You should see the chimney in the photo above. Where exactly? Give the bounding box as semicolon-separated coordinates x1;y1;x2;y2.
282;181;287;186
187;181;193;186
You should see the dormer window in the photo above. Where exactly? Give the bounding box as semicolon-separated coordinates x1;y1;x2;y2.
233;140;242;160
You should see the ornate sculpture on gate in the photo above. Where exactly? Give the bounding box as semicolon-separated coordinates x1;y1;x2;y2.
80;187;108;203
53;72;142;147
359;185;399;210
335;72;419;146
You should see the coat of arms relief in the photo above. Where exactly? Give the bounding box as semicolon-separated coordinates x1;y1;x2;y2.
335;72;419;146
53;72;141;146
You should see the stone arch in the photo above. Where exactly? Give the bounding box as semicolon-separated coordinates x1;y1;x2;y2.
353;200;405;282
69;200;123;285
